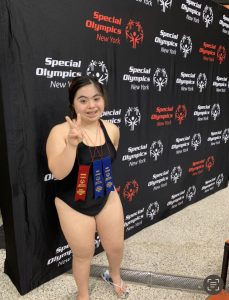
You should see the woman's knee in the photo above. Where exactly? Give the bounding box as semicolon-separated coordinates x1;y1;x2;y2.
68;235;95;259
72;250;94;262
104;242;124;256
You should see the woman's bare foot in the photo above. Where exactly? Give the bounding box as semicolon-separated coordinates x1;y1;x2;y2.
102;270;130;298
112;279;129;298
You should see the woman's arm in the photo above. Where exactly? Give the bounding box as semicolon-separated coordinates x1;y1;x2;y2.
46;116;83;180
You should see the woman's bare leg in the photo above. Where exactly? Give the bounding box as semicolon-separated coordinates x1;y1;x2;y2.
95;191;125;294
55;198;96;300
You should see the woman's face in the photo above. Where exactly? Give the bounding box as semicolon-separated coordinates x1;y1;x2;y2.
73;83;105;122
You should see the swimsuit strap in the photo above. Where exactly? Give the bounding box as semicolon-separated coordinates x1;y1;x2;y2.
99;119;113;145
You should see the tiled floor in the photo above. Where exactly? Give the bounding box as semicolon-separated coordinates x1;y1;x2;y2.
1;186;229;299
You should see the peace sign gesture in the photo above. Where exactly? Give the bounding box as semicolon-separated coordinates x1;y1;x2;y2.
65;114;83;147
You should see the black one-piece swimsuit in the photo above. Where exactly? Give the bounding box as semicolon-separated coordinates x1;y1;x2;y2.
55;120;117;216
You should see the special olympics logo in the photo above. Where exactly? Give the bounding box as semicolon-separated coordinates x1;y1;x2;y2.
211;104;220;120
180;35;192;58
217;46;226;64
149;140;163;161
125;20;144;49
216;173;224;187
153;68;168;91
196;73;207;92
146;202;160;221
95;235;101;249
157;0;173;13
175;105;187;125
86;60;108;84
205;156;215;171
124;107;141;131
170;166;182;184
202;6;214;28
186;186;196;201
123;180;139;202
191;133;201;150
222;128;229;143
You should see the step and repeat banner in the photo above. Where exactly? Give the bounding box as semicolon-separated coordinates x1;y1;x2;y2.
1;0;229;295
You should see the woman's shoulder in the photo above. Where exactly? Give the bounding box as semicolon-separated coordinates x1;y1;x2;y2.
100;119;120;146
49;121;69;137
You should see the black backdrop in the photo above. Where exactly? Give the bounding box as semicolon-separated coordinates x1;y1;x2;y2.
1;0;229;295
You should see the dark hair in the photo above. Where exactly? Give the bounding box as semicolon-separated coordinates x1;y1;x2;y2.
68;75;108;118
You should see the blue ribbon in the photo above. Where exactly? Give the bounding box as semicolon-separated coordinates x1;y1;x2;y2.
102;156;115;194
93;159;104;198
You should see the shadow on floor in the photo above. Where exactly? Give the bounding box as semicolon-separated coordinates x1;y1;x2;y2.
0;225;5;249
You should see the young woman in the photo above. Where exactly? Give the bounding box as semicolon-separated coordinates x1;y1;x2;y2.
46;76;129;300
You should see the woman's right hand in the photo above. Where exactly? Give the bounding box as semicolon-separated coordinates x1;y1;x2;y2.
65;114;83;147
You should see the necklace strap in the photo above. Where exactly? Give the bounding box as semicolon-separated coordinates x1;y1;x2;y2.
81;122;101;162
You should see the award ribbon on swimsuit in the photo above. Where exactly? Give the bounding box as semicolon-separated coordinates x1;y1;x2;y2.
102;156;115;194
74;165;90;201
93;159;104;198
